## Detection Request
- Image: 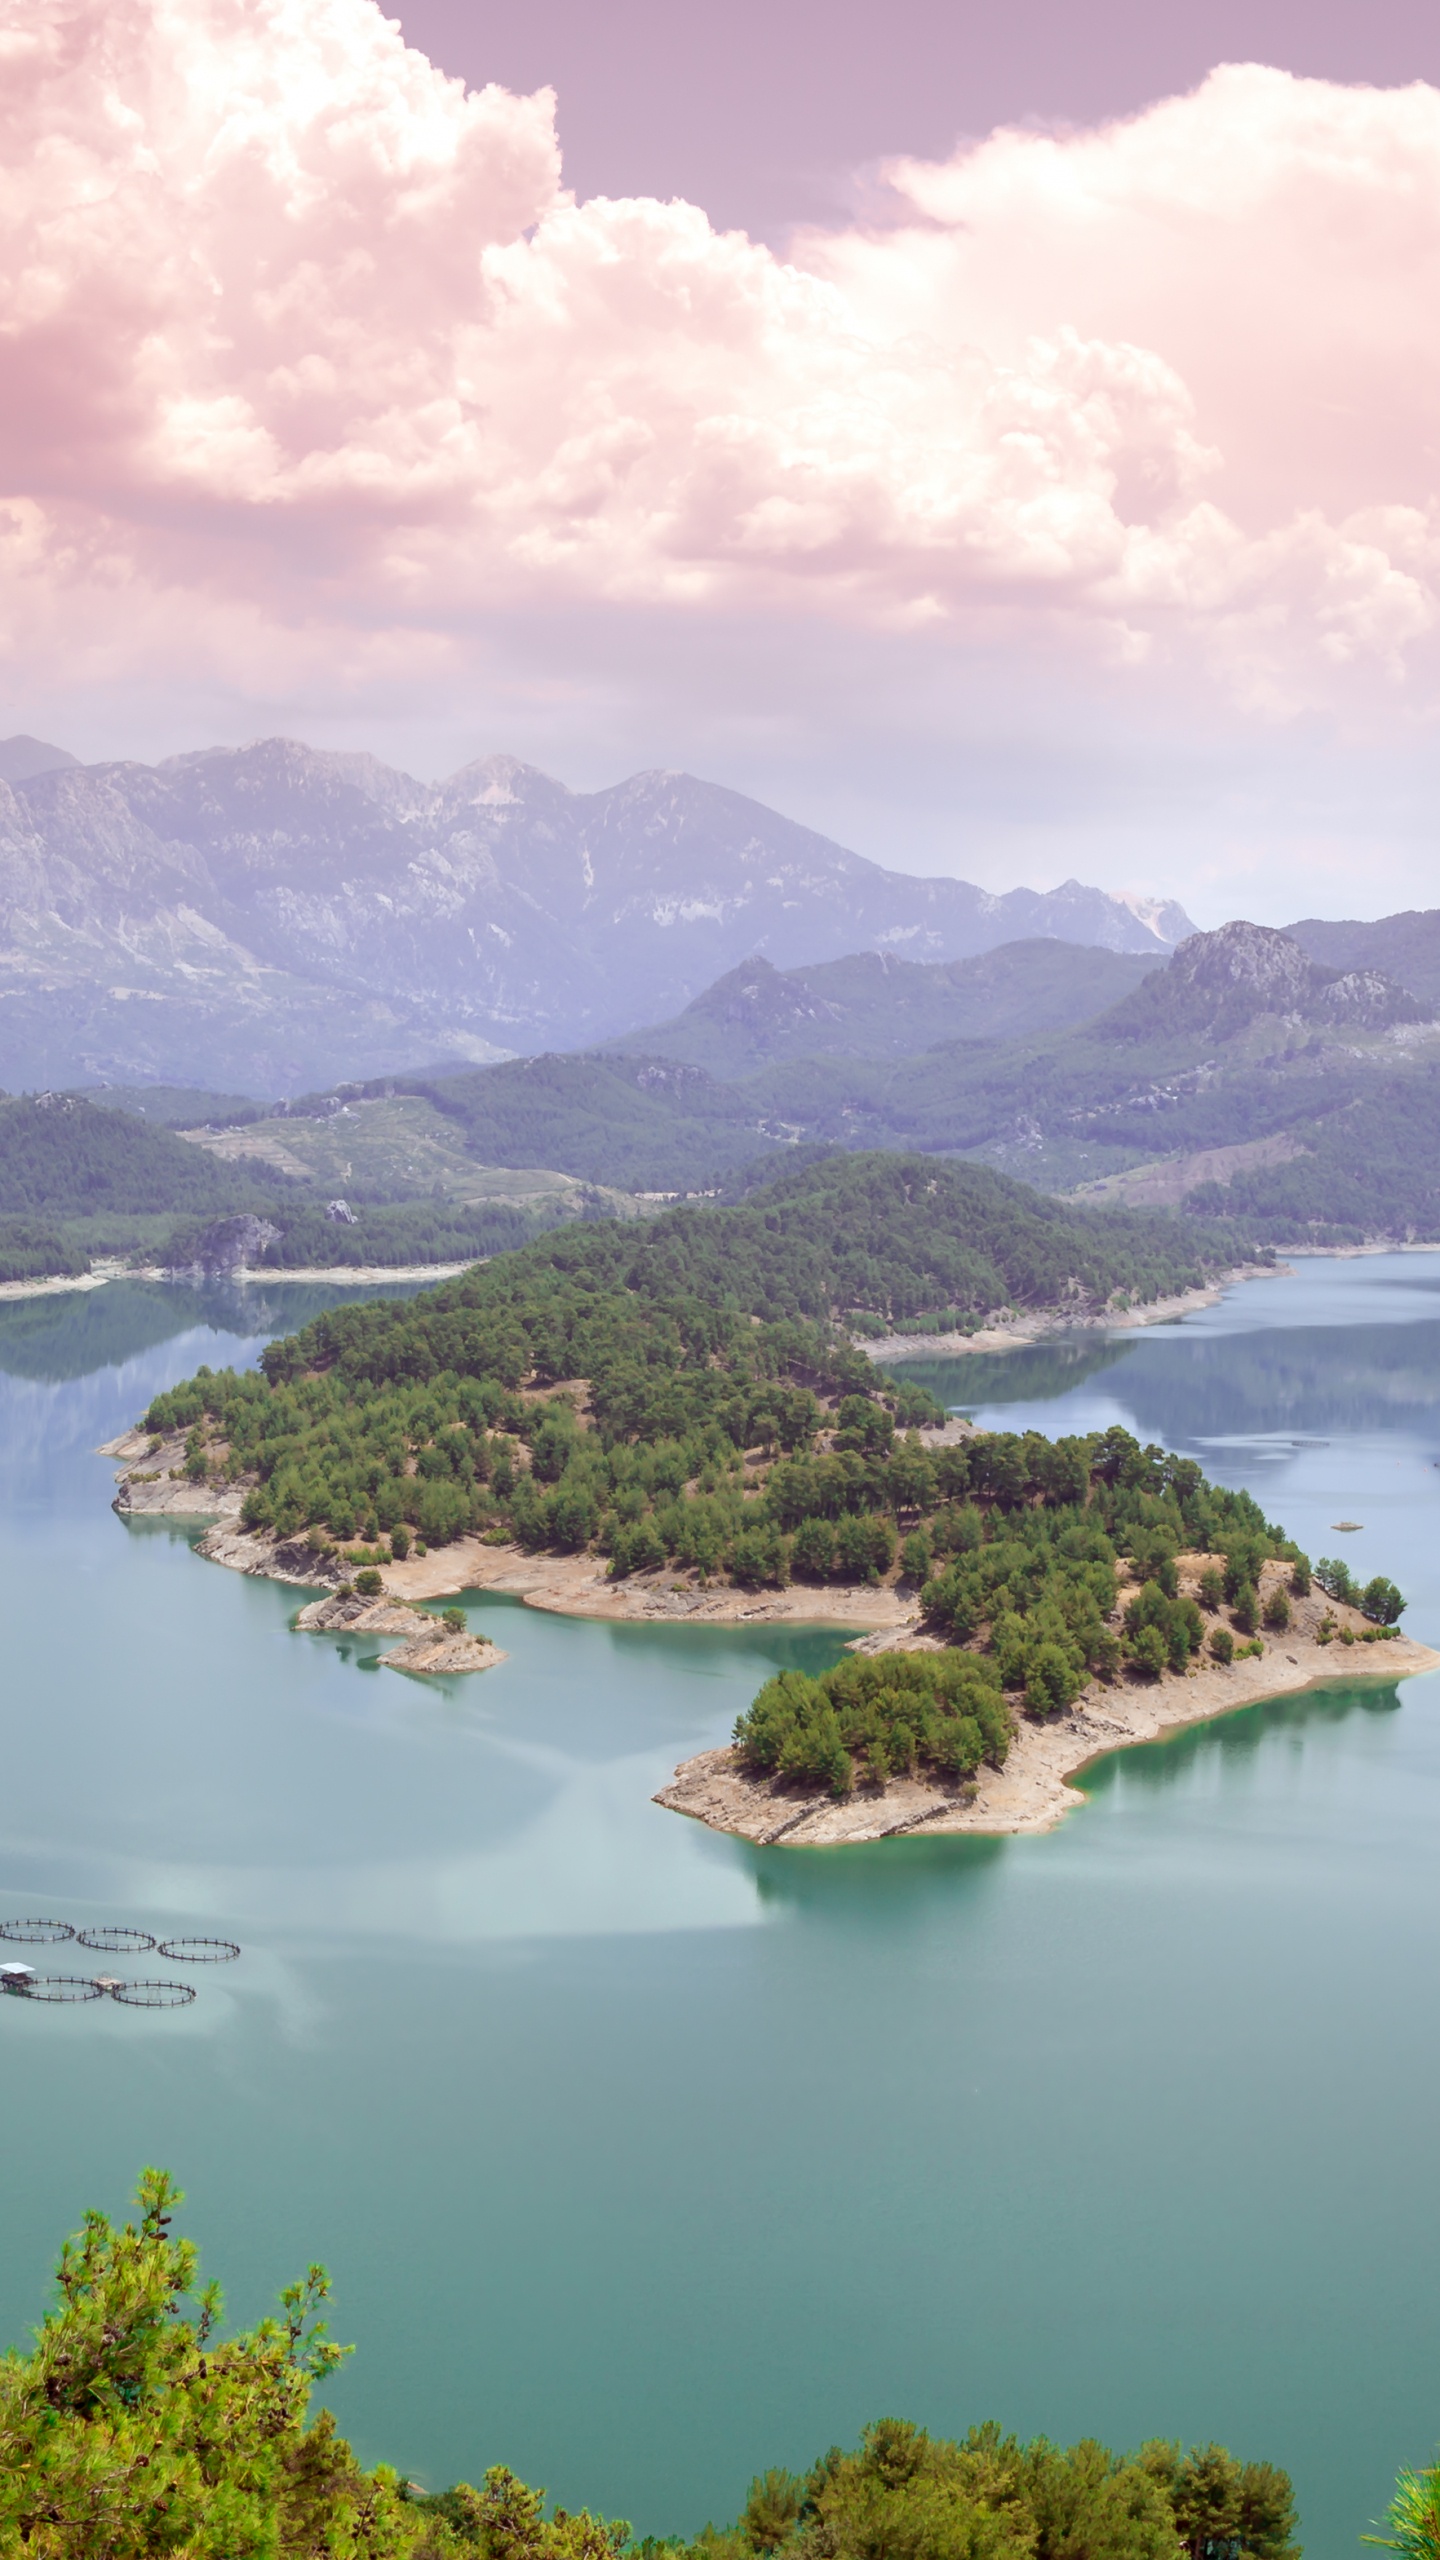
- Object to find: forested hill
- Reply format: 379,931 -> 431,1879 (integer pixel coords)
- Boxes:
142,1155 -> 1269,1606
0,1088 -> 603,1281
266,1152 -> 1256,1356
0,1091 -> 270,1217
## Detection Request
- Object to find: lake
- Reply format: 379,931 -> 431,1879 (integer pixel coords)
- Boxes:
1,1256 -> 1438,2555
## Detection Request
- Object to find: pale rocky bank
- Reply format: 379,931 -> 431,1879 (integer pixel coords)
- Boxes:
657,1569 -> 1439,1845
100,1429 -> 1438,1837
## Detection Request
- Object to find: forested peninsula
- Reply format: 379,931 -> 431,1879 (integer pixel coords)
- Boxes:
1,2168 -> 1316,2560
110,1154 -> 1431,1840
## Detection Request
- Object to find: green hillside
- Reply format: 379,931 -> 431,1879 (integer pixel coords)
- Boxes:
0,1092 -> 273,1218
142,1154 -> 1269,1614
407,1051 -> 784,1190
0,1090 -> 617,1277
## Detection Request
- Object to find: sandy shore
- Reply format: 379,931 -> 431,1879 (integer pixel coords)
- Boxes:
101,1437 -> 1439,1847
3,1258 -> 473,1306
656,1599 -> 1440,1846
862,1266 -> 1281,1362
188,1520 -> 921,1629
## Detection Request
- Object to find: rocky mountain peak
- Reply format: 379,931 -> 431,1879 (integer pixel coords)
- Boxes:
1169,920 -> 1317,1005
1105,917 -> 1431,1044
0,739 -> 1199,1090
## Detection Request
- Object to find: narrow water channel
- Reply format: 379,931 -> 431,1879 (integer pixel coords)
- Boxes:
1,1259 -> 1438,2558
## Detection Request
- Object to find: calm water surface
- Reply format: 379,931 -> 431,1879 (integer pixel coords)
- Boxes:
2,1259 -> 1440,2552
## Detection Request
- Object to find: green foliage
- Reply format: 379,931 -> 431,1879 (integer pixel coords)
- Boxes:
0,2175 -> 1301,2560
1315,1560 -> 1407,1625
0,1087 -> 598,1281
0,1094 -> 274,1219
0,1218 -> 89,1283
137,1162 -> 1378,1683
405,1052 -> 786,1193
735,1654 -> 1010,1798
1231,1585 -> 1259,1638
442,1607 -> 467,1635
1362,1576 -> 1407,1627
1184,1068 -> 1440,1244
1210,1627 -> 1235,1664
0,2168 -> 373,2559
1367,2454 -> 1440,2560
709,2419 -> 1298,2560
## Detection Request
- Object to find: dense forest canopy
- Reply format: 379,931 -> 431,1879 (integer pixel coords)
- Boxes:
0,2170 -> 1310,2560
132,1157 -> 1388,1751
0,1093 -> 270,1217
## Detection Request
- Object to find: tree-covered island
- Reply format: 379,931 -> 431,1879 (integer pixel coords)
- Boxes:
118,1153 -> 1425,1839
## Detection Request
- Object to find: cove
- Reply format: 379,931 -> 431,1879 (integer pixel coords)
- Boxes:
1,1260 -> 1439,2557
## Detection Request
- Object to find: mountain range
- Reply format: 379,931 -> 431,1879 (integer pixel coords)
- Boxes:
0,735 -> 1193,1093
168,918 -> 1426,1219
599,940 -> 1165,1076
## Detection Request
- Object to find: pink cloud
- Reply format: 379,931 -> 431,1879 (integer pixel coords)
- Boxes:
1,5 -> 1438,717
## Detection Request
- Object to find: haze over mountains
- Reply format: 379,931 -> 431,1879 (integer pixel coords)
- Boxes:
601,943 -> 1166,1077
0,736 -> 1192,1093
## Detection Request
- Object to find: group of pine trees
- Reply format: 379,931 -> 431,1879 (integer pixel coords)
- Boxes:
8,2171 -> 1402,2560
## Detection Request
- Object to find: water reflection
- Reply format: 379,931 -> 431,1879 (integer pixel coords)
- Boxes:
4,1256 -> 1440,2560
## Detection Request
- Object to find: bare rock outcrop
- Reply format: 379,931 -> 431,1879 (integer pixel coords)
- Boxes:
294,1586 -> 506,1675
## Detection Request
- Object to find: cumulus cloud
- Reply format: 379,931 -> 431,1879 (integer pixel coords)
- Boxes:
1,0 -> 1439,724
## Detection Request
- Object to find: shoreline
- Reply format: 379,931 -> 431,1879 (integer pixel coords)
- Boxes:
19,1235 -> 1440,1317
1,1257 -> 474,1306
656,1614 -> 1440,1846
861,1264 -> 1281,1362
100,1440 -> 1440,1844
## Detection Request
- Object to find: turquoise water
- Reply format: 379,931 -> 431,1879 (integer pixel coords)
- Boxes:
2,1260 -> 1440,2550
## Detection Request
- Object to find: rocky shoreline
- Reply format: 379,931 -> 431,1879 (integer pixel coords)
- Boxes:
294,1589 -> 506,1676
860,1265 -> 1281,1362
655,1609 -> 1439,1845
99,1429 -> 1439,1840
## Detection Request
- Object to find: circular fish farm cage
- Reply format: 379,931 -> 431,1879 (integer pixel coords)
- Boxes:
20,1977 -> 105,2002
109,1980 -> 197,2008
0,1919 -> 75,1944
157,1937 -> 240,1963
77,1927 -> 157,1954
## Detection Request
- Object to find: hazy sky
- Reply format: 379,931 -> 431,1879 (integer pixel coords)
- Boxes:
4,0 -> 1440,922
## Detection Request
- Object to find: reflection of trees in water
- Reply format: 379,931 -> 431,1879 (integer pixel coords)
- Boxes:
0,1275 -> 439,1383
888,1337 -> 1130,1411
742,1677 -> 1406,1922
1086,1324 -> 1440,1447
1079,1674 -> 1405,1798
0,1282 -> 228,1382
895,1322 -> 1440,1447
746,1826 -> 1007,1925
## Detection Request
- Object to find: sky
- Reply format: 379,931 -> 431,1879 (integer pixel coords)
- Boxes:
3,0 -> 1440,923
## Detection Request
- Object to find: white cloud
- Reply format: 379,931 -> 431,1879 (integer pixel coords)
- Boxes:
4,5 -> 1440,911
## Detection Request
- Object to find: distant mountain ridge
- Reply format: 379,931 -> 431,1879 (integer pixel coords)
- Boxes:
1286,911 -> 1440,1004
603,941 -> 1165,1078
372,920 -> 1440,1210
0,735 -> 1192,1092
